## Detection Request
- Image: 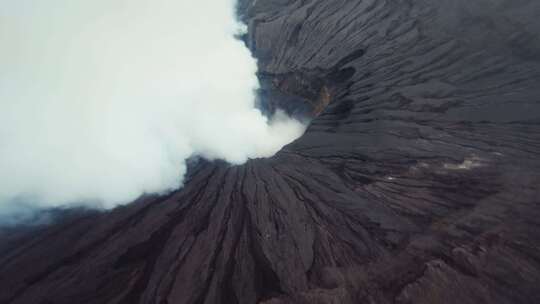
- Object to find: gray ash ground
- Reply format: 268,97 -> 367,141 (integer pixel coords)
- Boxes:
2,0 -> 540,303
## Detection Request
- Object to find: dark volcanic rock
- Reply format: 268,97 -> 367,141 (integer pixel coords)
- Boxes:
2,0 -> 540,303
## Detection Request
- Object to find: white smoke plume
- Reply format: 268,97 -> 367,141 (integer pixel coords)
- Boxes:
0,0 -> 305,216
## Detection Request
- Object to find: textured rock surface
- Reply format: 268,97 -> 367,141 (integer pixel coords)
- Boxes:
2,0 -> 540,303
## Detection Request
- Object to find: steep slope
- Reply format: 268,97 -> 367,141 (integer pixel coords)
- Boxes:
2,0 -> 540,303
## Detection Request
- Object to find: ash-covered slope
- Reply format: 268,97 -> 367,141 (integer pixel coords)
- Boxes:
2,0 -> 540,303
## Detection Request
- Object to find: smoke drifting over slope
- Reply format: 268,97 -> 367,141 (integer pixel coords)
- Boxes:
0,0 -> 305,214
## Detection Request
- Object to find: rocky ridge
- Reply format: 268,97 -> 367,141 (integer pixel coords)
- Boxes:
1,0 -> 540,303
